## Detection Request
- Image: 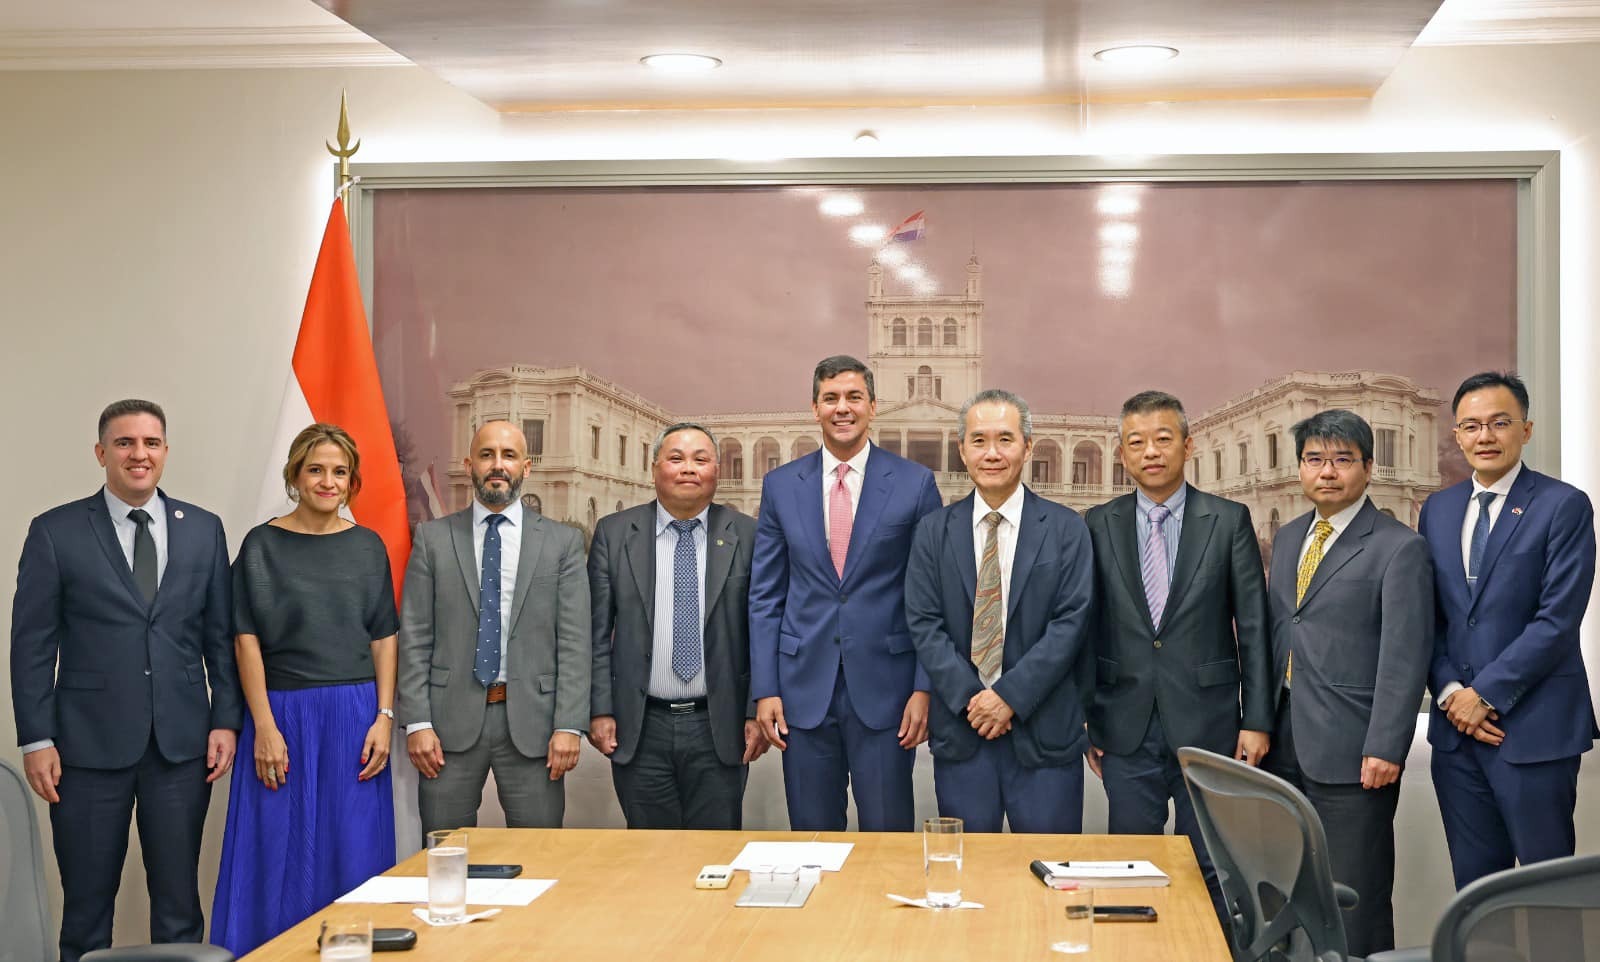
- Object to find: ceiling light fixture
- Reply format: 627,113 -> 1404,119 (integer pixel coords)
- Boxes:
820,194 -> 864,217
1092,45 -> 1179,65
854,130 -> 880,145
640,53 -> 723,72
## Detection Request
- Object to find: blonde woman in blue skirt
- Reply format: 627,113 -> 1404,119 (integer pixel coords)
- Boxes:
211,424 -> 398,955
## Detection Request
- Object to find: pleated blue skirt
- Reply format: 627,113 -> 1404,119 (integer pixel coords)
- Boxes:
211,681 -> 396,956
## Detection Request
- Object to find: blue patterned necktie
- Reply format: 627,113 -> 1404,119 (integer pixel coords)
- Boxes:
670,518 -> 702,682
474,513 -> 507,687
1468,491 -> 1497,586
1141,504 -> 1171,628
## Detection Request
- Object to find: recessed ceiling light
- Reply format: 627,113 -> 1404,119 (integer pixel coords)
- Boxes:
640,53 -> 723,72
1093,45 -> 1179,65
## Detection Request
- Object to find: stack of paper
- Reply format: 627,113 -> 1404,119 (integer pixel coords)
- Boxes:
1030,859 -> 1170,889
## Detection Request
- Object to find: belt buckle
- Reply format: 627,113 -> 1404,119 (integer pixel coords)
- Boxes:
667,700 -> 696,715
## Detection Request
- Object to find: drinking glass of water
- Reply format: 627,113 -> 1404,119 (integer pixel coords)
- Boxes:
320,920 -> 372,961
922,816 -> 963,908
1046,885 -> 1093,954
426,829 -> 469,924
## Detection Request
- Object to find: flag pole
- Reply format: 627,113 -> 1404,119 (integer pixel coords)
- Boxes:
326,89 -> 361,196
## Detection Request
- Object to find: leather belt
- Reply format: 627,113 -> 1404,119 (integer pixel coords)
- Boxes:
646,696 -> 708,714
486,682 -> 508,704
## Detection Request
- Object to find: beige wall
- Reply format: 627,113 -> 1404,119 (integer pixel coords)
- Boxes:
2,40 -> 1599,949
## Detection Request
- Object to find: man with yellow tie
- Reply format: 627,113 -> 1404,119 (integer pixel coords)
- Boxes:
1262,409 -> 1433,958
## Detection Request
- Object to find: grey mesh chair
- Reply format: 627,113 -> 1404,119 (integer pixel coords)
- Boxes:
1,756 -> 53,962
1177,746 -> 1365,962
1425,853 -> 1600,962
80,948 -> 233,962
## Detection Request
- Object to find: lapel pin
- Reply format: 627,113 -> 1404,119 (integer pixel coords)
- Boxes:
716,539 -> 725,546
1511,506 -> 1523,516
173,510 -> 185,520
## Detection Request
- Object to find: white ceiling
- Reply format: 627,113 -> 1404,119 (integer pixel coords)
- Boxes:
2,0 -> 1598,107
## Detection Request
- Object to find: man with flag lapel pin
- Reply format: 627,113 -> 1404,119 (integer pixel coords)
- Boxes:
11,399 -> 241,961
1420,371 -> 1597,891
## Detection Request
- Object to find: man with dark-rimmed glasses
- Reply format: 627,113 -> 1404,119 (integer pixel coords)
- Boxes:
1419,371 -> 1597,890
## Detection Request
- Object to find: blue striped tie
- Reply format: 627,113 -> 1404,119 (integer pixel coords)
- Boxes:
1141,504 -> 1171,628
670,518 -> 702,682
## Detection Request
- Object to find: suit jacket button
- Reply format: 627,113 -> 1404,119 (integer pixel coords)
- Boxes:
839,594 -> 848,603
1153,640 -> 1163,649
144,669 -> 152,676
1469,618 -> 1477,627
1292,616 -> 1301,624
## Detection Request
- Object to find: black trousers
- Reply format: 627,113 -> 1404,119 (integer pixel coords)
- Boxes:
1264,689 -> 1400,959
610,702 -> 746,830
50,736 -> 211,962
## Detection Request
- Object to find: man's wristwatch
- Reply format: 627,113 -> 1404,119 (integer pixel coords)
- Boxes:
377,708 -> 395,720
1477,696 -> 1495,712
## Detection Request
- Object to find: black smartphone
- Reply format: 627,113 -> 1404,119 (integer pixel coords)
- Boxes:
373,927 -> 418,951
1094,905 -> 1158,922
467,863 -> 524,879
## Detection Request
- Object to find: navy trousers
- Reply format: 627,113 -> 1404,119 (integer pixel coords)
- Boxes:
1431,736 -> 1580,889
781,671 -> 916,831
932,735 -> 1083,834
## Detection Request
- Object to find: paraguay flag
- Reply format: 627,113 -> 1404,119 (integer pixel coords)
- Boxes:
887,210 -> 926,243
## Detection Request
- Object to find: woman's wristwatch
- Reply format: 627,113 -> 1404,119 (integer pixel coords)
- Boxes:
377,708 -> 395,720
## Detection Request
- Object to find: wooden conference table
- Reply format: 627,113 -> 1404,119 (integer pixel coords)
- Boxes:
242,829 -> 1230,962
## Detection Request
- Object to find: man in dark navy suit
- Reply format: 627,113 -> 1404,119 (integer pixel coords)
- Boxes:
749,355 -> 944,831
11,399 -> 241,962
1421,372 -> 1597,889
905,389 -> 1094,833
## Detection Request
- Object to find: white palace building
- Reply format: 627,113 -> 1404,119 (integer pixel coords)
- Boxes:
438,258 -> 1442,548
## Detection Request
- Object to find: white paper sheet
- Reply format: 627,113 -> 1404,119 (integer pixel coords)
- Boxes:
334,876 -> 556,906
728,841 -> 854,872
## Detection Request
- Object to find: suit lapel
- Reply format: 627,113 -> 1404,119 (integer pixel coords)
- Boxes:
88,490 -> 146,607
624,505 -> 655,633
150,492 -> 189,617
1296,501 -> 1373,611
1434,483 -> 1471,605
1469,468 -> 1537,611
1106,496 -> 1153,633
509,506 -> 554,632
450,509 -> 480,614
1272,513 -> 1311,612
1163,487 -> 1216,626
703,504 -> 738,623
1005,490 -> 1047,623
842,446 -> 892,585
948,495 -> 978,617
790,451 -> 836,581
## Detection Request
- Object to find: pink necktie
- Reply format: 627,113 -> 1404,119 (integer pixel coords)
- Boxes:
829,463 -> 853,579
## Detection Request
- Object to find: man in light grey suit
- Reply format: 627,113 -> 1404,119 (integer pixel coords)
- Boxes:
398,420 -> 590,832
1263,409 -> 1432,958
587,423 -> 767,829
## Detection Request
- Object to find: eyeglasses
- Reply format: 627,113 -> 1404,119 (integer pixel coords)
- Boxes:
1455,418 -> 1523,436
1300,455 -> 1363,471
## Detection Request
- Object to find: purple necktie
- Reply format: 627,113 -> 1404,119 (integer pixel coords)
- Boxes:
1141,504 -> 1171,628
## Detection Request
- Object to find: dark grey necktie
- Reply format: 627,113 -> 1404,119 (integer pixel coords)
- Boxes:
669,518 -> 702,682
1468,491 -> 1496,586
128,508 -> 157,603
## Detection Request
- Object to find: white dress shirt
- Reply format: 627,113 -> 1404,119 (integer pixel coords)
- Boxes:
23,489 -> 170,755
649,502 -> 709,699
820,443 -> 870,533
1297,494 -> 1368,568
971,484 -> 1027,686
1436,461 -> 1524,707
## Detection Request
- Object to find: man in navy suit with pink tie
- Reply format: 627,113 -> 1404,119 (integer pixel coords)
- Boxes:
749,355 -> 944,831
1421,371 -> 1597,889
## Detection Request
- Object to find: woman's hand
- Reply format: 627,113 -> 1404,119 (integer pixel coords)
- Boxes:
358,715 -> 393,781
255,725 -> 289,791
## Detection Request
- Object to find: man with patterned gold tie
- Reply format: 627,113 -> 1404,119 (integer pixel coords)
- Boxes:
904,389 -> 1094,832
1262,409 -> 1433,957
749,355 -> 944,831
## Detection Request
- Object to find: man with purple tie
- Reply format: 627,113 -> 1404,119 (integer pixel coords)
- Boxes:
749,355 -> 944,831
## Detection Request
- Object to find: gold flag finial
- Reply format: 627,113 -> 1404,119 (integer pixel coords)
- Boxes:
326,89 -> 361,191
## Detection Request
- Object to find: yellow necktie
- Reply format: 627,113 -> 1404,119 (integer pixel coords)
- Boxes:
1287,519 -> 1335,685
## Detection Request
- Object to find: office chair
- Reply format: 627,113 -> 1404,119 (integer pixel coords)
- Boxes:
1178,746 -> 1369,962
1425,853 -> 1600,962
1,756 -> 54,962
80,947 -> 234,962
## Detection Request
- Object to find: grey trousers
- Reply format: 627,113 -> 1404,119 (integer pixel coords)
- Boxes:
419,702 -> 564,833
